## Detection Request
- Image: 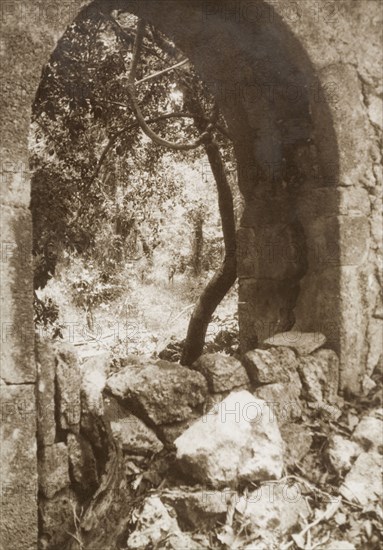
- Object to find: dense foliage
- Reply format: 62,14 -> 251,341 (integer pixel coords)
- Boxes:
31,6 -> 239,352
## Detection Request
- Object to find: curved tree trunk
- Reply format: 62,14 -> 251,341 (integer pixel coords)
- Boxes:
181,136 -> 237,365
191,206 -> 204,277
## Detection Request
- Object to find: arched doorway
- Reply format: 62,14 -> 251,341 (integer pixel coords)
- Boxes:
1,1 -> 379,548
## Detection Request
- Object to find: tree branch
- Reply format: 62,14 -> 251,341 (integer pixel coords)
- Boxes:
126,19 -> 211,151
180,92 -> 237,365
135,58 -> 189,85
92,112 -> 197,182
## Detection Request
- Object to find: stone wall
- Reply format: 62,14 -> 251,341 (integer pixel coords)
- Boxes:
0,1 -> 381,548
34,337 -> 341,549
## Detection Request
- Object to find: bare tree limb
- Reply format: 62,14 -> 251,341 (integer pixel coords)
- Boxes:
135,58 -> 189,85
127,19 -> 211,151
92,111 -> 197,182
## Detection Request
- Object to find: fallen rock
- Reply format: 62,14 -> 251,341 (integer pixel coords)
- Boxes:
161,487 -> 227,530
328,435 -> 361,475
242,346 -> 299,386
55,344 -> 81,432
297,349 -> 340,403
236,481 -> 310,537
38,443 -> 70,499
175,391 -> 284,487
280,423 -> 313,467
192,353 -> 249,392
127,496 -> 177,549
106,360 -> 208,425
340,452 -> 382,505
67,433 -> 99,494
352,415 -> 383,454
111,416 -> 164,455
254,382 -> 302,425
127,496 -> 204,549
264,331 -> 326,355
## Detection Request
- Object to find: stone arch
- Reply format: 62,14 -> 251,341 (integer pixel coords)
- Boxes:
1,1 -> 381,548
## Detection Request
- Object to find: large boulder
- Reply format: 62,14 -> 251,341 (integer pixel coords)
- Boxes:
106,360 -> 208,425
192,353 -> 249,392
174,391 -> 284,487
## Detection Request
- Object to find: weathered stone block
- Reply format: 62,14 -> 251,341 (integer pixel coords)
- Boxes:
55,344 -> 81,432
0,384 -> 38,550
192,353 -> 249,392
237,223 -> 306,281
175,391 -> 284,487
38,442 -> 70,499
0,205 -> 35,384
67,433 -> 98,495
242,346 -> 299,386
297,348 -> 340,403
36,338 -> 56,446
106,360 -> 208,425
111,416 -> 164,455
254,383 -> 302,425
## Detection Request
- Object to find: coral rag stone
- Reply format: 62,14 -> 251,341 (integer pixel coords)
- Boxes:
242,346 -> 299,386
106,360 -> 208,425
111,415 -> 164,454
192,353 -> 249,392
175,391 -> 284,487
298,349 -> 340,403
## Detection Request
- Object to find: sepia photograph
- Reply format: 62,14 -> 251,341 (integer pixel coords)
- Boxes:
1,1 -> 382,548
